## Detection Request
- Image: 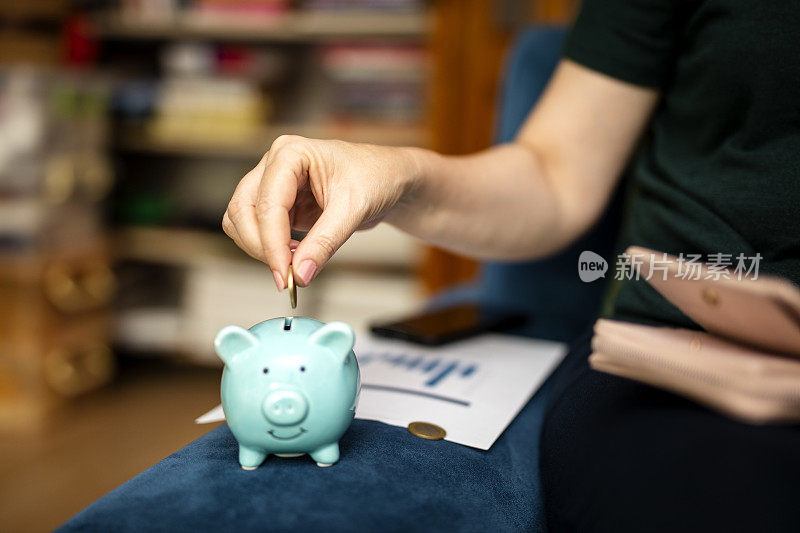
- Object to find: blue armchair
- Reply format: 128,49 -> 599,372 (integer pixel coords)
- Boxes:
60,27 -> 624,533
441,27 -> 624,344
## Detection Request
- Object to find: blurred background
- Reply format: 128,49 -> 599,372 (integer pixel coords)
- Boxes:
0,0 -> 575,530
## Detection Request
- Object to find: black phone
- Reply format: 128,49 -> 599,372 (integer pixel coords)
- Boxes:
369,303 -> 528,346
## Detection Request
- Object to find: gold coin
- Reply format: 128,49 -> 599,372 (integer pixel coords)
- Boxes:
407,421 -> 446,440
287,267 -> 297,309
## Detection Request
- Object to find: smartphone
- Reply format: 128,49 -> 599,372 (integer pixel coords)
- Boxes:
369,303 -> 528,346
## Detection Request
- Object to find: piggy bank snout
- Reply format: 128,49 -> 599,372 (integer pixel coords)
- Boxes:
262,388 -> 308,426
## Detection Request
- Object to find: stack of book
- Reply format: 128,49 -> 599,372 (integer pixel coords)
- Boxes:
117,0 -> 291,24
302,0 -> 422,11
148,76 -> 267,145
319,43 -> 427,124
193,0 -> 290,22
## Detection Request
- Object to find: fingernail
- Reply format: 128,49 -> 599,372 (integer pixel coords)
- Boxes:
272,269 -> 284,291
296,259 -> 317,285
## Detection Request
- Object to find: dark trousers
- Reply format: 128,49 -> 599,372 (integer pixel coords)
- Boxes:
540,332 -> 800,532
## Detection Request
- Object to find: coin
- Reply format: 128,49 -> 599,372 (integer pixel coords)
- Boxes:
287,267 -> 297,309
407,421 -> 446,440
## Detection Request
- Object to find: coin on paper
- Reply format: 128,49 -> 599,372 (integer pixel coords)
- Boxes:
407,421 -> 446,440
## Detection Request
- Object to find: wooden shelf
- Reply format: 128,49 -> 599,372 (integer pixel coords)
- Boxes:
115,225 -> 420,270
114,227 -> 238,266
0,0 -> 66,21
114,122 -> 429,158
93,10 -> 430,43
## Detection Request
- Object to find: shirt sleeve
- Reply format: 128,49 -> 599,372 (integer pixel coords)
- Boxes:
563,0 -> 684,89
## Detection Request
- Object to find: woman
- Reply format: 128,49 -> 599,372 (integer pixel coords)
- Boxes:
223,0 -> 800,530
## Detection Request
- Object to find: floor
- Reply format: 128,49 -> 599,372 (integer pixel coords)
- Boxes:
0,358 -> 222,533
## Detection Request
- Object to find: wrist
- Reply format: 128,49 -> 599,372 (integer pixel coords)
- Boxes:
400,146 -> 443,202
385,146 -> 435,224
399,146 -> 426,192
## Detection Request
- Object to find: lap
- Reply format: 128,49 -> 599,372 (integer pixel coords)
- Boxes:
541,335 -> 800,532
59,382 -> 553,532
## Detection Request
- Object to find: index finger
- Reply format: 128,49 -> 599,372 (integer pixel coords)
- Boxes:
255,147 -> 310,286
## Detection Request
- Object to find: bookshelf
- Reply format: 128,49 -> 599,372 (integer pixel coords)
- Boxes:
114,121 -> 428,158
94,10 -> 430,42
91,0 -> 578,357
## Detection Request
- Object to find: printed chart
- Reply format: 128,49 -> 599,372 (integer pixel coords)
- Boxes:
354,333 -> 566,449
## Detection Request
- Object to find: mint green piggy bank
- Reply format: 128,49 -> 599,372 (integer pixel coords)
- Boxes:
214,317 -> 360,470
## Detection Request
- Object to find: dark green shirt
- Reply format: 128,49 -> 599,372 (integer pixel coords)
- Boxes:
564,0 -> 800,328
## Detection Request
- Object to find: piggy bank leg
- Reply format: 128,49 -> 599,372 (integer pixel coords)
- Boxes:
310,443 -> 339,467
239,445 -> 267,470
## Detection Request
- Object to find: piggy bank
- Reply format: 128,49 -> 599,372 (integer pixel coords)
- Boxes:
214,317 -> 360,470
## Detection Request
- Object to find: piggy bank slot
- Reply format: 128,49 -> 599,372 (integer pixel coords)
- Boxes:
283,317 -> 293,331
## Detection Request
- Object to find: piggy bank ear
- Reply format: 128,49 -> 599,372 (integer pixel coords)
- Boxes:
214,326 -> 258,366
308,322 -> 355,364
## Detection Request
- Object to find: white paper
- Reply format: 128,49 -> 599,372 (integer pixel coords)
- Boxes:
196,332 -> 566,450
195,404 -> 225,424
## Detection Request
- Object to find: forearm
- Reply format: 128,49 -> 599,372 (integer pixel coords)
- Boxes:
387,143 -> 574,261
386,61 -> 659,262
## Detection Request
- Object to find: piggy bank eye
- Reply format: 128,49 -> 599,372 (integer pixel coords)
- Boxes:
299,366 -> 306,373
262,367 -> 269,374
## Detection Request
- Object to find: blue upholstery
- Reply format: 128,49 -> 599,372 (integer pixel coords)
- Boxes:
59,27 -> 588,532
59,380 -> 554,533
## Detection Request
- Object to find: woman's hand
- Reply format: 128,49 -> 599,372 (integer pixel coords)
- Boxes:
223,61 -> 659,292
222,135 -> 421,289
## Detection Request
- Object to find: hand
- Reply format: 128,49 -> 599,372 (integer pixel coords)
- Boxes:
222,135 -> 420,290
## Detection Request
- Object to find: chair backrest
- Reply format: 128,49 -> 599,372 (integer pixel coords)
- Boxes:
478,27 -> 626,342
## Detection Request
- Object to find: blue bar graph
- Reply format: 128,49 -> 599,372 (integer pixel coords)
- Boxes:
422,359 -> 441,372
425,362 -> 459,386
461,364 -> 477,377
358,350 -> 480,388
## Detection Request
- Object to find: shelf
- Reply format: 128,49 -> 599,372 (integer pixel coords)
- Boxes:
114,122 -> 428,158
116,225 -> 420,270
93,10 -> 430,43
115,227 -> 238,266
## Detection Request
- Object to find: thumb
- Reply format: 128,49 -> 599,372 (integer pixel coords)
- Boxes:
291,198 -> 363,286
